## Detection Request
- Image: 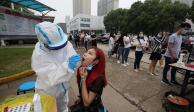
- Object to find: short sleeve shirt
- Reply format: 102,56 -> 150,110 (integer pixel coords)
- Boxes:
79,77 -> 105,109
165,33 -> 182,59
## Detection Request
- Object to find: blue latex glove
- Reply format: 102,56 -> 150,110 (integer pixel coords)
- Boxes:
68,54 -> 81,70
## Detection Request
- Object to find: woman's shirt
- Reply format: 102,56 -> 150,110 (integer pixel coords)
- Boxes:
116,37 -> 124,47
78,76 -> 105,110
151,37 -> 162,52
123,36 -> 131,48
134,37 -> 147,51
109,37 -> 114,50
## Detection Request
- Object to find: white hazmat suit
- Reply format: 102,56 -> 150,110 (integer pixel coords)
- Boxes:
32,22 -> 79,112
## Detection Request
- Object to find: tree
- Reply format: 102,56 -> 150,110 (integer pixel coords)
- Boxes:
190,0 -> 194,23
104,0 -> 190,35
104,8 -> 128,33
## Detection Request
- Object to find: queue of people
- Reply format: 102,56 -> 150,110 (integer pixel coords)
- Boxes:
108,32 -> 149,71
108,23 -> 191,87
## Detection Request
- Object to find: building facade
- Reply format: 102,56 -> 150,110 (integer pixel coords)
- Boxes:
68,14 -> 105,34
73,0 -> 91,17
98,0 -> 119,16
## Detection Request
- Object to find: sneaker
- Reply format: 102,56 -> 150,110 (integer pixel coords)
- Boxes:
148,72 -> 154,76
126,63 -> 129,66
153,73 -> 159,76
139,68 -> 143,71
170,80 -> 181,86
134,69 -> 139,72
122,64 -> 127,67
117,60 -> 120,64
161,79 -> 171,85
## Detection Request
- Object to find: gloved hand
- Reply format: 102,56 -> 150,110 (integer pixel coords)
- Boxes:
68,54 -> 81,70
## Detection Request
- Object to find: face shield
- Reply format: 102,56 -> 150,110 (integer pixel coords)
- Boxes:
35,22 -> 68,50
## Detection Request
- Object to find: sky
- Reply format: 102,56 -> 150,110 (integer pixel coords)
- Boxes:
35,0 -> 144,23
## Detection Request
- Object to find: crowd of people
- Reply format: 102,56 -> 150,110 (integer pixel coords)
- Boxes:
32,21 -> 191,112
107,22 -> 191,86
68,32 -> 98,51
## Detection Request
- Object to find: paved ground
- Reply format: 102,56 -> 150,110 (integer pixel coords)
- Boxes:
97,44 -> 194,112
0,44 -> 194,112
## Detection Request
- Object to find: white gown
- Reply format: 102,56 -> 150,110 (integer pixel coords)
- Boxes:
32,41 -> 76,112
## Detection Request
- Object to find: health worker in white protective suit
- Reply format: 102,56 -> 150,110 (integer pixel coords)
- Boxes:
31,22 -> 81,112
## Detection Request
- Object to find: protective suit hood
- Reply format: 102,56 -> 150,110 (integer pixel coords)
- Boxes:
35,21 -> 68,50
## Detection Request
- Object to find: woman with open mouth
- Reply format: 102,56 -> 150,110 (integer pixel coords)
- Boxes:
70,48 -> 108,112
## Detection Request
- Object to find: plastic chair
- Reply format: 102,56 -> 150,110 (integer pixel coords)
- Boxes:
17,81 -> 35,95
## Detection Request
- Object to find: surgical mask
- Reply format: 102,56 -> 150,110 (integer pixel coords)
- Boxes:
86,64 -> 94,71
139,34 -> 143,37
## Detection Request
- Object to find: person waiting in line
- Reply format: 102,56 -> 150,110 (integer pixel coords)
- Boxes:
108,33 -> 115,57
91,32 -> 97,48
148,32 -> 165,76
162,22 -> 191,85
122,34 -> 132,66
70,48 -> 108,112
74,32 -> 80,48
133,32 -> 148,72
84,33 -> 91,51
116,34 -> 124,65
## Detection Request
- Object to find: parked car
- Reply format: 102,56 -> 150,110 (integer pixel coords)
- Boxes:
97,34 -> 109,44
181,34 -> 194,51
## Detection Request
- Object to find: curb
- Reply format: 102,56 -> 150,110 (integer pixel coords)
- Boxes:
0,69 -> 35,85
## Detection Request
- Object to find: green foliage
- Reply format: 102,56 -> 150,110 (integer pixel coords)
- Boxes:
191,0 -> 194,23
104,0 -> 190,35
0,48 -> 34,78
104,8 -> 128,34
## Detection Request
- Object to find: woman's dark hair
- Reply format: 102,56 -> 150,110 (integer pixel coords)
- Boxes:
110,33 -> 114,38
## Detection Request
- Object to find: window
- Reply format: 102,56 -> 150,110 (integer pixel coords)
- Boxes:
81,18 -> 90,22
0,14 -> 5,20
80,23 -> 90,27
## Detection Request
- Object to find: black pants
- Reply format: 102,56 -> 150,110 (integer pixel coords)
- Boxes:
74,39 -> 79,48
162,56 -> 178,81
134,51 -> 143,69
84,41 -> 88,51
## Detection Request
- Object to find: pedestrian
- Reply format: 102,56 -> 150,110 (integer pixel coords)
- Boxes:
108,33 -> 115,57
162,22 -> 191,85
148,32 -> 165,76
116,34 -> 124,64
84,33 -> 90,51
74,32 -> 80,48
133,32 -> 148,72
80,32 -> 85,47
91,32 -> 97,48
122,34 -> 132,66
32,22 -> 81,112
70,48 -> 108,112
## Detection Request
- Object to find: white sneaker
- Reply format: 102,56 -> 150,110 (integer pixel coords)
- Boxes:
134,69 -> 139,72
117,60 -> 120,64
122,64 -> 127,67
126,63 -> 129,66
139,68 -> 143,71
149,72 -> 154,76
153,73 -> 159,76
